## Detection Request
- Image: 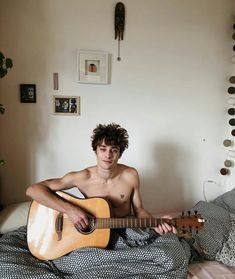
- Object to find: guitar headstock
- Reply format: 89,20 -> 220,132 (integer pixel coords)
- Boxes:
174,211 -> 205,235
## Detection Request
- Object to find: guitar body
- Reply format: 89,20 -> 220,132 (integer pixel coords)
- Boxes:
27,191 -> 111,260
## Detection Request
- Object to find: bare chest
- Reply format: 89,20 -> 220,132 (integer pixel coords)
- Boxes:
81,181 -> 133,217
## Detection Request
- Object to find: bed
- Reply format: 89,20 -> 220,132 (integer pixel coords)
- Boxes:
0,189 -> 235,278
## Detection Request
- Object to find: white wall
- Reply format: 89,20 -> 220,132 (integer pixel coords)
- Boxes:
0,0 -> 234,213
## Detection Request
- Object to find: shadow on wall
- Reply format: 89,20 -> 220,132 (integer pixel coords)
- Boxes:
0,1 -> 55,206
0,87 -> 51,206
141,142 -> 192,214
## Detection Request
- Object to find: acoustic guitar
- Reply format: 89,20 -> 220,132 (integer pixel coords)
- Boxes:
27,191 -> 205,260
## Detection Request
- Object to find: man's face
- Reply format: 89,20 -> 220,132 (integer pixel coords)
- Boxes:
96,140 -> 120,170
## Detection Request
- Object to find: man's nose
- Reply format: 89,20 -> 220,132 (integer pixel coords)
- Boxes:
105,150 -> 112,158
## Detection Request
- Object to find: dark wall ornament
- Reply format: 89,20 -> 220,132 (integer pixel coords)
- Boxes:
20,84 -> 36,103
115,2 -> 125,61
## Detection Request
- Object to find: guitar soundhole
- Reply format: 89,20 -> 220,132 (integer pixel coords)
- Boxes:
76,218 -> 95,235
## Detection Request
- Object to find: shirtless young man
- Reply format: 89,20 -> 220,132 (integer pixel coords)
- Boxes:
26,123 -> 175,235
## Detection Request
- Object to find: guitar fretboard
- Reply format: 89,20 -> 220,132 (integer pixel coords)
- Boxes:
94,218 -> 175,229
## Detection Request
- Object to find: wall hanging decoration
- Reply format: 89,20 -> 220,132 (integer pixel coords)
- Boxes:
53,95 -> 80,115
114,2 -> 125,61
53,73 -> 59,90
20,84 -> 36,103
78,50 -> 109,84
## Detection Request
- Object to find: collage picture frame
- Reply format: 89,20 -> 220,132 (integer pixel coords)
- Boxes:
53,95 -> 80,115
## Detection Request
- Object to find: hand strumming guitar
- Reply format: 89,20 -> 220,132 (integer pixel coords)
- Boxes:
65,204 -> 90,231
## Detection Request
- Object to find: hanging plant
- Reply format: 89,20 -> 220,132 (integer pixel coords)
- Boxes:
0,52 -> 13,78
0,103 -> 5,114
0,51 -> 13,165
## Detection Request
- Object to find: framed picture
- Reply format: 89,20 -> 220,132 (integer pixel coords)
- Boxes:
53,95 -> 80,115
78,50 -> 109,84
20,84 -> 36,103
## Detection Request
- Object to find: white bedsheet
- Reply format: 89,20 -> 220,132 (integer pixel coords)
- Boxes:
188,261 -> 235,279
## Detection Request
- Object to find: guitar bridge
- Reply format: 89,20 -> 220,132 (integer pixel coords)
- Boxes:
55,212 -> 63,241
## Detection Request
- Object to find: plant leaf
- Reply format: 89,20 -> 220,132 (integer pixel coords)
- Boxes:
0,68 -> 7,78
0,52 -> 4,60
0,104 -> 5,114
6,58 -> 13,68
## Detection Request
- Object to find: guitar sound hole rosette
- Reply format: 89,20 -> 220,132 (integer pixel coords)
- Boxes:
77,218 -> 95,235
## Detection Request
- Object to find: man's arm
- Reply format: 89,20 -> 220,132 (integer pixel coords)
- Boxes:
26,171 -> 90,230
130,169 -> 176,235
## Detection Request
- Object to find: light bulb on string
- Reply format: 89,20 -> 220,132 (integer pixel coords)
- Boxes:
228,149 -> 235,158
229,119 -> 235,126
224,159 -> 233,167
228,87 -> 235,94
220,168 -> 230,175
228,97 -> 235,106
228,108 -> 235,115
223,139 -> 233,147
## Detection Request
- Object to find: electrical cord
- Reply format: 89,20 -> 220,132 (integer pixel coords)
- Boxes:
203,180 -> 217,201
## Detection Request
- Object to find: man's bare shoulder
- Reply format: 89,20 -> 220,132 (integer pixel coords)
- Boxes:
118,164 -> 139,179
118,163 -> 137,172
65,168 -> 92,180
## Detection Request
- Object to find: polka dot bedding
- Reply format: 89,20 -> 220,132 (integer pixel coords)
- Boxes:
0,227 -> 189,278
216,213 -> 235,266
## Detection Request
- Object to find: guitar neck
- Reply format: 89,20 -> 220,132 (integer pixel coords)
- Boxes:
94,217 -> 175,229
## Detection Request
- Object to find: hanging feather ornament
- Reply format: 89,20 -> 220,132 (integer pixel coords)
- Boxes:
115,2 -> 125,61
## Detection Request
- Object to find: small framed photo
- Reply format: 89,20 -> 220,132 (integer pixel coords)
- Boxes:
53,95 -> 80,115
78,50 -> 109,84
20,84 -> 36,103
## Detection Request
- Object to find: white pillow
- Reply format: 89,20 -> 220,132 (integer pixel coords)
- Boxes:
0,201 -> 31,234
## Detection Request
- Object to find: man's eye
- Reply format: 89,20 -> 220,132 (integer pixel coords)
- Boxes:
100,148 -> 106,151
112,149 -> 118,153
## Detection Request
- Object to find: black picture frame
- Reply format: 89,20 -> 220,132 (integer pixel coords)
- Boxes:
20,84 -> 36,103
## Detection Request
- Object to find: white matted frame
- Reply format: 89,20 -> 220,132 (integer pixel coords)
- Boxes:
53,95 -> 80,115
78,50 -> 109,84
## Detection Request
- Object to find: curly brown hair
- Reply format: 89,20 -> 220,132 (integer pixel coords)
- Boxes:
91,123 -> 129,156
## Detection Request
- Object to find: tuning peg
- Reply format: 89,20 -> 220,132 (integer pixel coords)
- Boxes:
187,211 -> 191,216
181,211 -> 184,217
194,210 -> 198,216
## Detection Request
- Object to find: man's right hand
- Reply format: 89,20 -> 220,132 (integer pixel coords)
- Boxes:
66,206 -> 90,231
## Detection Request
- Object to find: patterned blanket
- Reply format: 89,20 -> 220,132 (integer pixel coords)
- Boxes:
0,227 -> 190,279
1,188 -> 235,278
